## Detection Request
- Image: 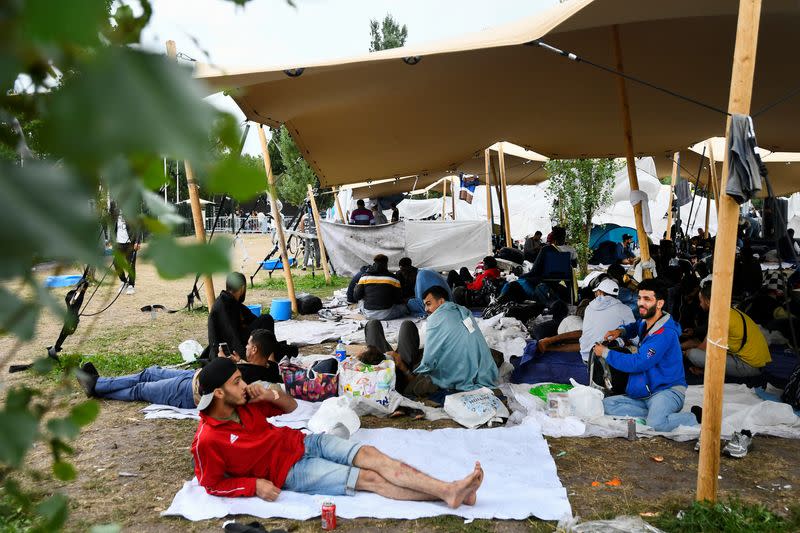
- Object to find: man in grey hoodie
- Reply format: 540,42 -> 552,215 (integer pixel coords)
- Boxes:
579,278 -> 636,362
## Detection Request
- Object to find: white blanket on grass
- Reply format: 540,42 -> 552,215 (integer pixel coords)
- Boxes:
274,319 -> 362,346
503,383 -> 800,442
162,424 -> 571,522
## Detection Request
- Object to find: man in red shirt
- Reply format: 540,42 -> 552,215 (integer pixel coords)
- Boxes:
191,358 -> 483,507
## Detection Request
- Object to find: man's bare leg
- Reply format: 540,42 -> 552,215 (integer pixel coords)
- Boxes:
353,446 -> 483,508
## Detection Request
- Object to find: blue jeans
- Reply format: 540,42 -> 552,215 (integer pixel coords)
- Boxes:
603,387 -> 698,432
283,434 -> 363,496
94,366 -> 196,408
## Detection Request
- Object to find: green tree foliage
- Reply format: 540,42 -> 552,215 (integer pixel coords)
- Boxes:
0,0 -> 264,529
545,159 -> 620,276
273,126 -> 332,210
369,14 -> 408,51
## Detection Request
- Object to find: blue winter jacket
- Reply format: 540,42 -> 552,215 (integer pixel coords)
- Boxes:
606,313 -> 687,399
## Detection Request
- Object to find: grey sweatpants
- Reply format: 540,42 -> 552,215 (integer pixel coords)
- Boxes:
686,348 -> 761,378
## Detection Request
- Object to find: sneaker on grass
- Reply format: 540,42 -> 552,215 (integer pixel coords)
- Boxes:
723,430 -> 753,458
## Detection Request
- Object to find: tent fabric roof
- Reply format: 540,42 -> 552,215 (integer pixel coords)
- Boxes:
197,0 -> 800,187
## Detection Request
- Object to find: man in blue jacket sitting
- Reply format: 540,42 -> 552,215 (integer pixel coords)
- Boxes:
593,279 -> 699,432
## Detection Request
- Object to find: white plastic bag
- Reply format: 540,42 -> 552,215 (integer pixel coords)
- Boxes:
178,340 -> 203,363
338,358 -> 396,408
444,387 -> 510,429
307,396 -> 361,436
567,378 -> 605,419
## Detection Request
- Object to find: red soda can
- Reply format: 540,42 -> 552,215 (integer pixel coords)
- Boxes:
321,500 -> 337,530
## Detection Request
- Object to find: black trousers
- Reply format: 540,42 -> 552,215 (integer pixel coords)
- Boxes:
364,319 -> 439,397
113,242 -> 137,287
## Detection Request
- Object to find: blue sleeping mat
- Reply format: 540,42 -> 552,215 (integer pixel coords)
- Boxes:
510,340 -> 589,385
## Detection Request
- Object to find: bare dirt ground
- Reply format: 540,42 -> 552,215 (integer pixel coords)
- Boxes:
3,235 -> 800,532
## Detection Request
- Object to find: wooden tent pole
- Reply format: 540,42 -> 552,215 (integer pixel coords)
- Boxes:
485,149 -> 494,254
697,0 -> 762,503
166,40 -> 216,307
498,144 -> 513,247
707,141 -> 721,216
306,184 -> 332,284
257,125 -> 297,313
665,152 -> 679,240
333,186 -> 348,224
704,157 -> 713,238
442,179 -> 447,221
611,25 -> 652,278
451,177 -> 457,221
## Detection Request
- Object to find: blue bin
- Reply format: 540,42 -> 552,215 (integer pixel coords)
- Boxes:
246,304 -> 262,316
44,275 -> 83,288
261,258 -> 297,270
269,298 -> 292,321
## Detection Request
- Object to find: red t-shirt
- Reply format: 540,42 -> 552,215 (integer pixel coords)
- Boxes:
192,402 -> 306,497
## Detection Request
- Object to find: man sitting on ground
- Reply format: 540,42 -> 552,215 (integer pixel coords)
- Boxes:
396,257 -> 418,301
683,282 -> 770,378
353,254 -> 408,320
207,272 -> 275,360
593,279 -> 699,432
192,357 -> 484,506
447,256 -> 502,306
350,199 -> 374,225
365,286 -> 499,399
76,329 -> 282,408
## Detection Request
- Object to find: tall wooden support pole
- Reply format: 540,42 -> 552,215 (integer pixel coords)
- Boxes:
612,26 -> 652,277
704,160 -> 713,237
665,152 -> 679,240
166,40 -> 216,307
484,149 -> 493,224
498,144 -> 513,247
697,0 -> 762,503
257,125 -> 297,313
442,179 -> 447,221
451,177 -> 457,221
306,184 -> 332,284
707,141 -> 721,216
334,187 -> 347,224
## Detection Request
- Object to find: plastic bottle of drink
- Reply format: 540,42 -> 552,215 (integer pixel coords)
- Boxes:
335,340 -> 347,362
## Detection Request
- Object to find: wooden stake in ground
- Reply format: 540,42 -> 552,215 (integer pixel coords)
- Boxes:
306,184 -> 331,284
707,141 -> 721,215
497,144 -> 513,248
257,124 -> 297,313
166,40 -> 216,307
665,152 -> 679,241
612,25 -> 652,278
334,186 -> 348,224
451,176 -> 457,221
697,0 -> 762,503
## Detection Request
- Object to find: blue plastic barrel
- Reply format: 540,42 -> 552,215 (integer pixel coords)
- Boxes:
261,258 -> 297,270
44,275 -> 83,288
246,304 -> 262,316
269,298 -> 292,321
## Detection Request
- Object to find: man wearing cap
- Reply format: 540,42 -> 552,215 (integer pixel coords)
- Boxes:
75,329 -> 281,408
192,358 -> 484,507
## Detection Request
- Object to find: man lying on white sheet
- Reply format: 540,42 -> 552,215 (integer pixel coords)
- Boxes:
191,358 -> 483,507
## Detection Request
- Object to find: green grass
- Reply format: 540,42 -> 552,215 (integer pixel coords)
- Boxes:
0,490 -> 34,533
58,350 -> 185,377
254,273 -> 350,296
653,498 -> 800,533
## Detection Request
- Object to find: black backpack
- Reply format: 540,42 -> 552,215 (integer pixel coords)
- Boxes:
297,295 -> 323,315
782,362 -> 800,410
588,344 -> 629,396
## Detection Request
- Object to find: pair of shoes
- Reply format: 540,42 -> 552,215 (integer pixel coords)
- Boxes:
76,362 -> 99,397
126,286 -> 136,295
723,430 -> 753,458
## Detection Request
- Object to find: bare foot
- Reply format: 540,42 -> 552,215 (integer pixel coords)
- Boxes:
445,462 -> 484,508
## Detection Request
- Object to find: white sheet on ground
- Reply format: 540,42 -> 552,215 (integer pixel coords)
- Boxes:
503,383 -> 800,442
274,319 -> 362,346
162,424 -> 572,522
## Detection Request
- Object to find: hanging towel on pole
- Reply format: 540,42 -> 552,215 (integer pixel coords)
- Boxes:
630,190 -> 652,234
726,114 -> 762,204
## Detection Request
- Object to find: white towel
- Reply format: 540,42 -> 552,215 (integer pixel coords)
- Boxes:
629,190 -> 652,234
163,424 -> 571,522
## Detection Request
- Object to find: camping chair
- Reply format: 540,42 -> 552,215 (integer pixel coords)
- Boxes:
540,250 -> 577,304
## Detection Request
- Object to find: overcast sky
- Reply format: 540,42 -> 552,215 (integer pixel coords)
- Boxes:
141,0 -> 558,154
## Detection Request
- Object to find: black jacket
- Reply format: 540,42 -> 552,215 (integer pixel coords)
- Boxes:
238,362 -> 281,384
353,265 -> 403,310
396,266 -> 418,300
207,290 -> 257,359
346,266 -> 370,303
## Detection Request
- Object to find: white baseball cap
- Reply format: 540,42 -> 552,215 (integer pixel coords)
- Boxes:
596,278 -> 620,296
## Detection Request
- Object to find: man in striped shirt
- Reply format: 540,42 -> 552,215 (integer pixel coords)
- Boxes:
350,199 -> 375,225
353,254 -> 409,320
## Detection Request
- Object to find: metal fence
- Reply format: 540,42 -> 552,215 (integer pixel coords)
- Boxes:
204,215 -> 272,234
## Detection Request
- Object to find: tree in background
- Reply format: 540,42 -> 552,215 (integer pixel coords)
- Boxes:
369,14 -> 408,52
274,125 -> 332,210
545,159 -> 620,276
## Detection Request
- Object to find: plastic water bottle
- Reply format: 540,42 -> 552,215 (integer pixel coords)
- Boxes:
335,340 -> 347,362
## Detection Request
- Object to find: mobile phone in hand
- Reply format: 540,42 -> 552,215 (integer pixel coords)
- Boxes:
219,342 -> 231,357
